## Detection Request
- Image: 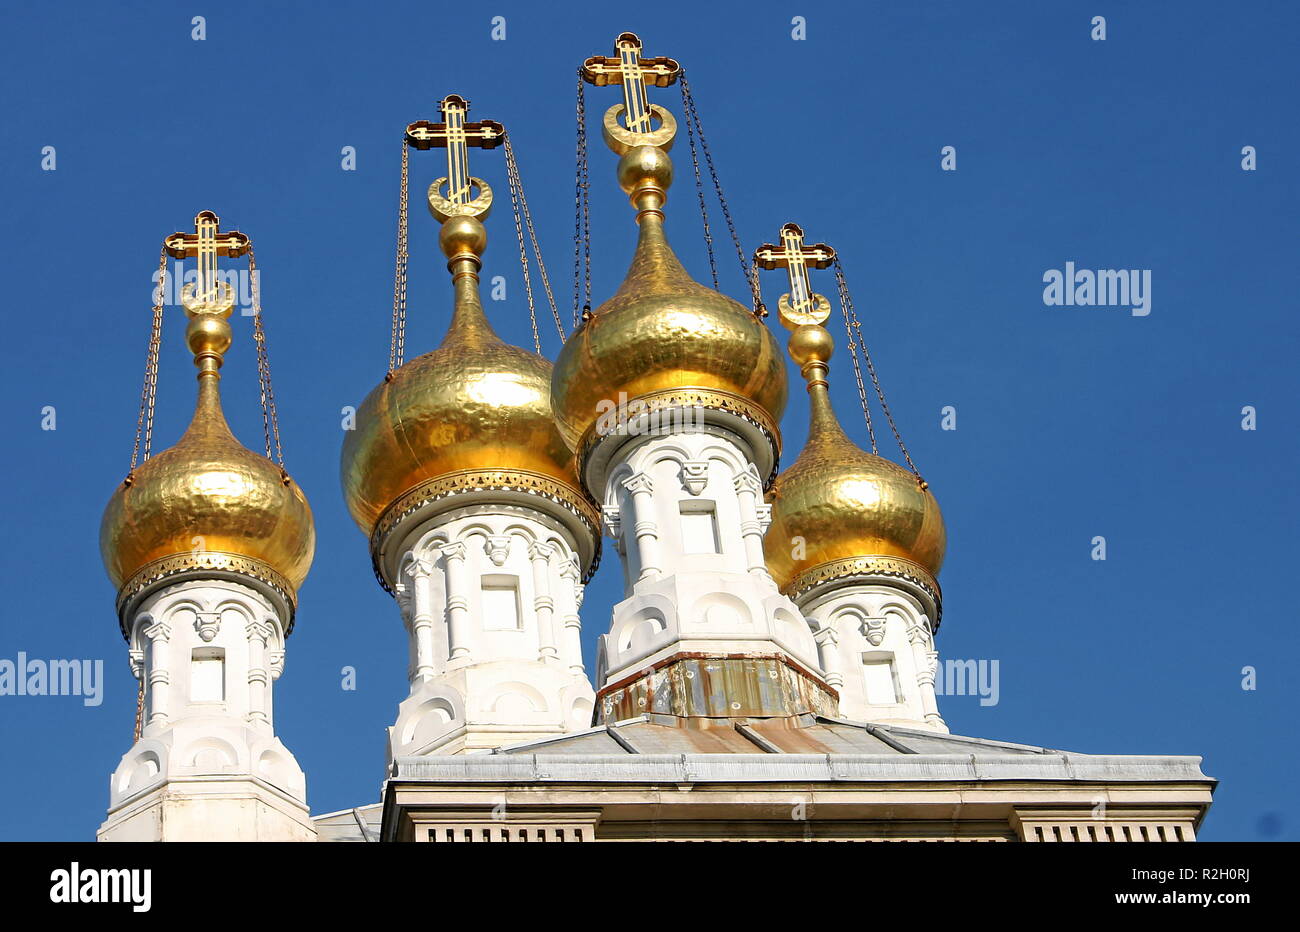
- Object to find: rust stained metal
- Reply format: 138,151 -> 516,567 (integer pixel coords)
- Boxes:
597,652 -> 838,725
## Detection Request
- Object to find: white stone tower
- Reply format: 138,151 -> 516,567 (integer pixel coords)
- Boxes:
552,36 -> 834,725
758,223 -> 949,731
340,97 -> 600,758
99,212 -> 317,840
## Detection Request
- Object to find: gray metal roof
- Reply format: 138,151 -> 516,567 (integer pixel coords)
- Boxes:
490,714 -> 1062,759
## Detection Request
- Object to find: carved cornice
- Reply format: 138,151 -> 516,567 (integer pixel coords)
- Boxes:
576,387 -> 782,489
786,555 -> 943,626
116,551 -> 296,639
370,468 -> 601,590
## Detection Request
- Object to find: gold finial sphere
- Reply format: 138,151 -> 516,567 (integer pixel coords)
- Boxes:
788,324 -> 833,369
617,145 -> 673,201
439,215 -> 488,261
185,313 -> 233,362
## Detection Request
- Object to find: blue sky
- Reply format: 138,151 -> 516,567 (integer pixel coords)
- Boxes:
1,1 -> 1295,840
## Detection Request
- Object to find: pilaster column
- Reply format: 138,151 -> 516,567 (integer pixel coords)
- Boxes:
558,558 -> 585,675
405,557 -> 438,683
733,465 -> 775,588
908,618 -> 944,727
245,619 -> 271,727
814,625 -> 844,689
142,619 -> 171,728
622,472 -> 661,580
442,542 -> 472,662
528,541 -> 559,662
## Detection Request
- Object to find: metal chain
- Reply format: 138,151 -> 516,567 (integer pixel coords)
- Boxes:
832,261 -> 877,454
504,134 -> 543,353
833,258 -> 926,486
504,132 -> 565,344
133,676 -> 145,742
679,70 -> 761,312
573,69 -> 592,325
389,137 -> 411,376
129,248 -> 169,475
681,84 -> 719,289
248,246 -> 284,466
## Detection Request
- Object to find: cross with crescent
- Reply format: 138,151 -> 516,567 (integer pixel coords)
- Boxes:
754,224 -> 837,328
582,33 -> 680,152
405,95 -> 504,221
163,211 -> 250,314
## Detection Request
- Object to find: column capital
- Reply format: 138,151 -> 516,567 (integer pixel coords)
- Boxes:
814,625 -> 840,648
602,505 -> 622,538
405,556 -> 436,579
441,541 -> 469,562
527,539 -> 555,563
142,620 -> 172,642
732,468 -> 762,496
245,619 -> 273,643
907,617 -> 934,648
622,472 -> 654,495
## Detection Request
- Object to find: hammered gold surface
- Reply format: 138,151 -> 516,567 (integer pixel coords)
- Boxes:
764,331 -> 945,591
341,265 -> 587,536
101,373 -> 315,593
551,210 -> 788,455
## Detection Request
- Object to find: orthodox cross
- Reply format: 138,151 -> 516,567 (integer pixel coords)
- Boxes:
754,223 -> 837,328
582,33 -> 680,153
583,33 -> 680,134
164,211 -> 250,314
405,95 -> 504,221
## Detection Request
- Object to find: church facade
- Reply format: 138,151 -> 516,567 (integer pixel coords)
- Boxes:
96,34 -> 1214,843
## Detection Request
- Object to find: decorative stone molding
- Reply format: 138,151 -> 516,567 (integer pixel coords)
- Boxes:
484,536 -> 512,566
368,467 -> 601,589
194,611 -> 221,643
680,461 -> 709,495
863,616 -> 888,647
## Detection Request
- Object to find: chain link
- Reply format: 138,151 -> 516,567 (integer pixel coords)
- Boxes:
573,69 -> 593,326
833,258 -> 926,486
389,137 -> 410,375
133,676 -> 145,742
504,132 -> 565,346
681,83 -> 719,290
679,70 -> 762,313
505,134 -> 543,353
129,248 -> 169,476
248,246 -> 284,466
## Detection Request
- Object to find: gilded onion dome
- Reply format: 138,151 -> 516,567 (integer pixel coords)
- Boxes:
764,324 -> 946,612
550,145 -> 787,488
340,217 -> 599,586
101,293 -> 314,634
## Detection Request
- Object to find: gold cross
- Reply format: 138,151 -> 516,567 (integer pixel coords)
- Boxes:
406,95 -> 504,221
583,33 -> 680,152
754,224 -> 837,328
164,211 -> 250,314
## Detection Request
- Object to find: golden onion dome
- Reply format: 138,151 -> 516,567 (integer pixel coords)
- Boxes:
764,324 -> 945,610
340,217 -> 598,584
101,302 -> 314,632
551,144 -> 787,485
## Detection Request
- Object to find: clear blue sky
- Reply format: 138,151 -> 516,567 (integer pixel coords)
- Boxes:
1,1 -> 1295,841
